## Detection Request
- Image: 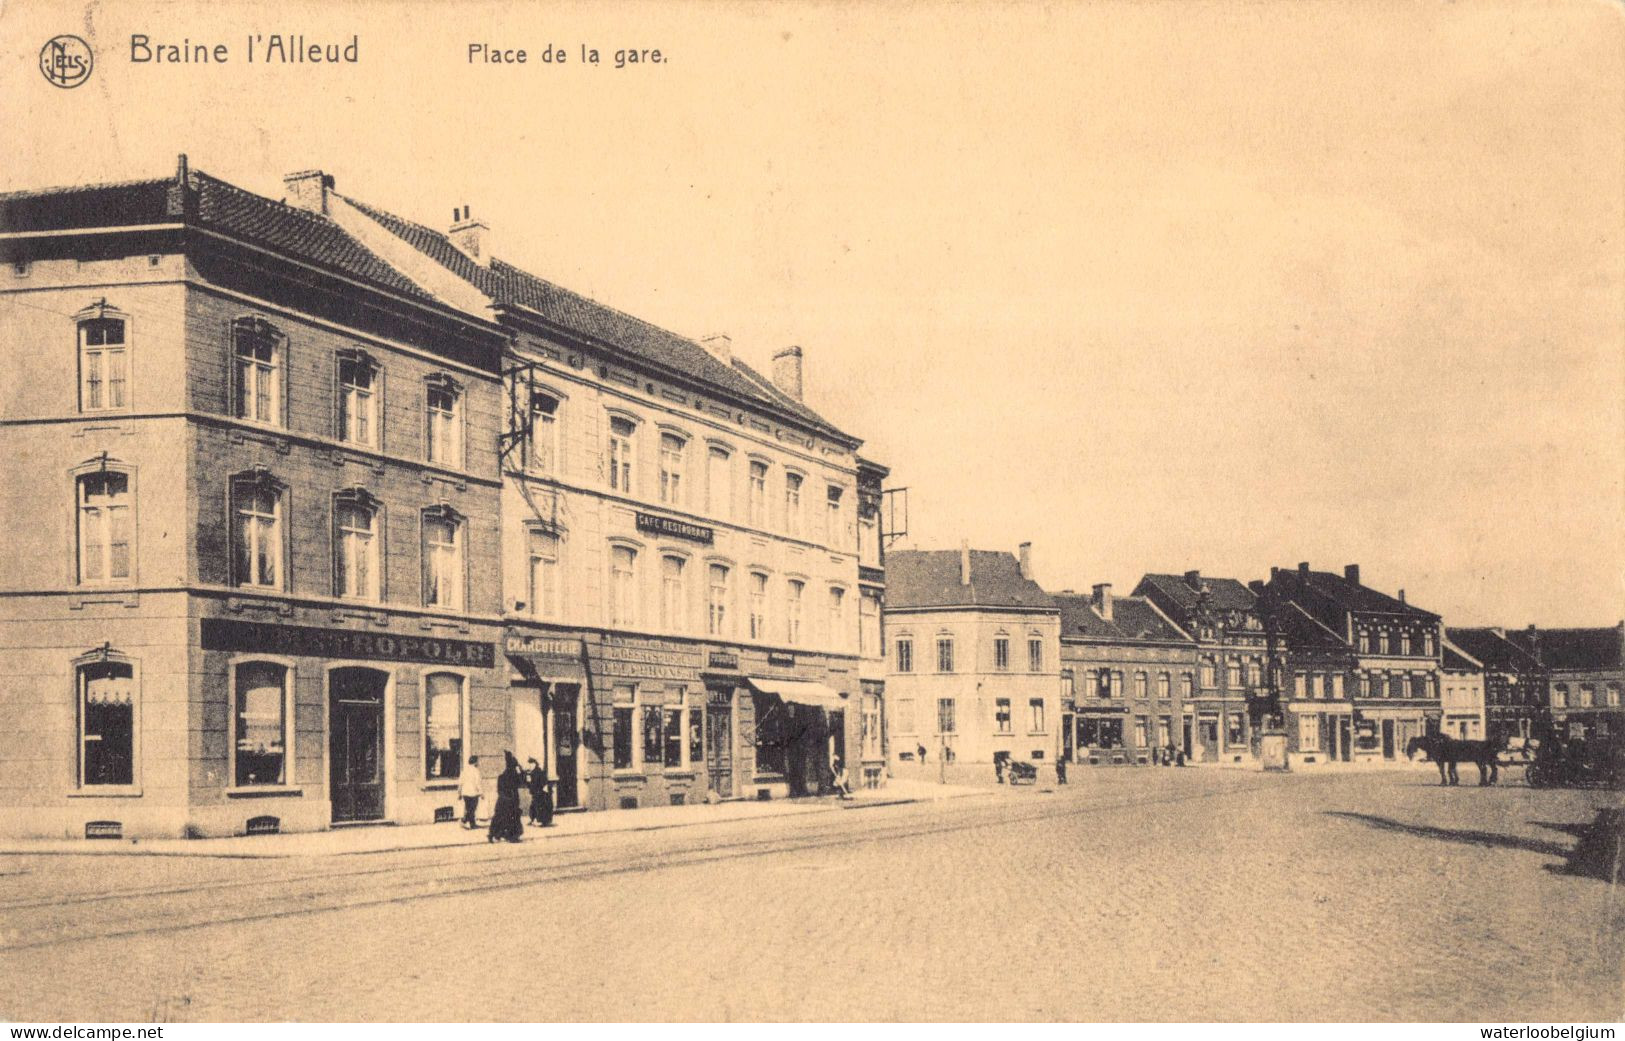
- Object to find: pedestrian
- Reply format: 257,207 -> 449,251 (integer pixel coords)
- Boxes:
917,742 -> 927,764
1055,754 -> 1068,785
830,754 -> 853,800
488,751 -> 525,843
458,755 -> 483,829
526,757 -> 554,827
994,754 -> 1006,784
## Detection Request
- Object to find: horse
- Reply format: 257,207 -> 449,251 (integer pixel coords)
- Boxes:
1406,732 -> 1504,786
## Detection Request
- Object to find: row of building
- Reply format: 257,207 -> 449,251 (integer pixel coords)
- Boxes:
883,546 -> 1624,770
0,158 -> 888,839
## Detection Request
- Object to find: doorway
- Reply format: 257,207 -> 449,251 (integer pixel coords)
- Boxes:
706,689 -> 734,797
1381,719 -> 1396,759
552,684 -> 580,810
330,667 -> 388,823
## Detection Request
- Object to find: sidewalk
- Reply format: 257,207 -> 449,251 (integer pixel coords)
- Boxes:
0,778 -> 987,860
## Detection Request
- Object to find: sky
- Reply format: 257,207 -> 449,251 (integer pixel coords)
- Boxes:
4,0 -> 1622,626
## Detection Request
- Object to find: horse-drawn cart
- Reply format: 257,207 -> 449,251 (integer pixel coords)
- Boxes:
1006,760 -> 1039,785
1525,738 -> 1625,790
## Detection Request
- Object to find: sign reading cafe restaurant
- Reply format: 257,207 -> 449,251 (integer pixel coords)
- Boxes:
635,511 -> 714,545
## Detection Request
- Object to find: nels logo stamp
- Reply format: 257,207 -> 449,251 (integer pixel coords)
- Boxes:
40,35 -> 94,89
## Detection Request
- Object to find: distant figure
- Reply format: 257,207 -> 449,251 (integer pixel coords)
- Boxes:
458,755 -> 483,829
994,756 -> 1006,784
488,751 -> 525,843
1055,755 -> 1068,785
526,757 -> 553,827
831,755 -> 853,800
917,742 -> 928,764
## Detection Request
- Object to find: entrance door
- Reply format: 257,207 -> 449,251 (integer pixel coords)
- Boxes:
1337,717 -> 1352,761
706,693 -> 734,797
1199,719 -> 1219,762
1182,718 -> 1193,759
1381,719 -> 1396,759
552,684 -> 579,809
1061,714 -> 1074,761
330,667 -> 387,823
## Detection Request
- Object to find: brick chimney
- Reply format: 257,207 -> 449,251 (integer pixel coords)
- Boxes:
1018,542 -> 1033,581
1093,583 -> 1113,621
449,205 -> 492,266
1298,561 -> 1310,581
284,169 -> 333,215
1184,569 -> 1202,590
960,540 -> 971,586
1344,563 -> 1360,585
1526,624 -> 1540,663
1398,589 -> 1406,604
771,346 -> 804,401
701,334 -> 733,364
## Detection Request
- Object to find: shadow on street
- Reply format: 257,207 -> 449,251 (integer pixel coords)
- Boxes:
1327,808 -> 1623,885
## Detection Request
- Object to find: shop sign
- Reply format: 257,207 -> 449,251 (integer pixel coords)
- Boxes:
202,618 -> 496,668
707,689 -> 734,707
596,635 -> 697,680
635,512 -> 714,545
505,634 -> 580,661
767,652 -> 795,668
708,651 -> 740,670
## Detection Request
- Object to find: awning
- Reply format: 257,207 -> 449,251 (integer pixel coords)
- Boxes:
507,653 -> 587,686
745,676 -> 847,711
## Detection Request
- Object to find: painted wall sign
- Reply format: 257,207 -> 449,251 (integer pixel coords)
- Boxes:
767,652 -> 795,668
202,618 -> 496,668
505,634 -> 581,659
635,512 -> 714,545
708,651 -> 740,670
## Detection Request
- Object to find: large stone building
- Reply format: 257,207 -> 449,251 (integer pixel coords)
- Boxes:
884,545 -> 1060,768
1053,584 -> 1196,765
0,158 -> 883,837
1509,623 -> 1623,741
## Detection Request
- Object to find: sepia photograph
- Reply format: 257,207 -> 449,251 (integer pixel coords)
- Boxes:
0,0 -> 1621,1028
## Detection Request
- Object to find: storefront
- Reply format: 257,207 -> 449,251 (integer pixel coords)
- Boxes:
505,632 -> 589,811
1075,707 -> 1128,765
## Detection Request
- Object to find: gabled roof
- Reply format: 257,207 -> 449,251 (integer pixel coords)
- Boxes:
1136,573 -> 1258,615
342,195 -> 854,444
1507,625 -> 1624,671
1053,593 -> 1191,644
1446,628 -> 1543,673
1272,567 -> 1439,619
1276,601 -> 1352,651
887,550 -> 1056,612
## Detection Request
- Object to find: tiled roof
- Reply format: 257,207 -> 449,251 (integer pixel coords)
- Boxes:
342,196 -> 853,442
1054,593 -> 1191,643
887,550 -> 1056,611
1446,628 -> 1543,673
0,178 -> 172,232
1506,626 -> 1624,671
1136,573 -> 1258,615
1441,642 -> 1482,672
1276,602 -> 1351,651
1273,567 -> 1438,619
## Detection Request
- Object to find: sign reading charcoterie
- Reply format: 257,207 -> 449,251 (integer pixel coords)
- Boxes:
202,618 -> 496,668
635,512 -> 714,544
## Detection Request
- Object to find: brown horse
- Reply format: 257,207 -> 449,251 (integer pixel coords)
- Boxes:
1406,733 -> 1503,786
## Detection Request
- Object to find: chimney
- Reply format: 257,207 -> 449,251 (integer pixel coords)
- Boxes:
284,169 -> 334,215
1398,589 -> 1406,604
1018,542 -> 1033,581
1526,624 -> 1540,662
1184,569 -> 1202,590
960,540 -> 971,586
1491,626 -> 1506,639
1093,583 -> 1113,621
1298,561 -> 1310,580
449,205 -> 492,266
1344,564 -> 1360,585
701,334 -> 733,364
771,346 -> 804,401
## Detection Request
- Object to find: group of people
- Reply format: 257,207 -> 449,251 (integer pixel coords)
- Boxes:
456,752 -> 556,843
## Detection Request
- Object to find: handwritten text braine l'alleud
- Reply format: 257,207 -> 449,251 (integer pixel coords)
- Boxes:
469,43 -> 666,69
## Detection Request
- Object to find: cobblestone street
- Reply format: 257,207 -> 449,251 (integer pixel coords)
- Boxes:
0,768 -> 1619,1022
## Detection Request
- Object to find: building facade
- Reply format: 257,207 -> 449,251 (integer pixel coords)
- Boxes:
884,545 -> 1061,767
855,457 -> 890,788
1053,584 -> 1196,765
1439,639 -> 1488,740
1444,627 -> 1546,742
1510,623 -> 1624,741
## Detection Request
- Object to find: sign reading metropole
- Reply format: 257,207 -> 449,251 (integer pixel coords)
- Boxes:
201,618 -> 497,668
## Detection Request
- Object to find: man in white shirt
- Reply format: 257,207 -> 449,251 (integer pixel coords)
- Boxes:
458,755 -> 483,829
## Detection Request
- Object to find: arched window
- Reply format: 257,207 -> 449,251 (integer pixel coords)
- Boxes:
527,390 -> 561,473
334,490 -> 381,600
231,471 -> 284,590
658,432 -> 687,506
233,661 -> 288,786
527,528 -> 560,619
424,672 -> 466,780
1157,672 -> 1171,699
336,349 -> 380,447
78,655 -> 135,786
425,374 -> 463,467
607,414 -> 637,493
77,468 -> 132,583
421,506 -> 464,610
77,304 -> 128,412
232,317 -> 283,425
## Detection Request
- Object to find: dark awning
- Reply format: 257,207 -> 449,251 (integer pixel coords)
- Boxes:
507,653 -> 587,686
744,676 -> 846,710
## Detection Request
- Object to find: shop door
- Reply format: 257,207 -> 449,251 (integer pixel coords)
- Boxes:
1381,720 -> 1396,759
706,696 -> 734,797
1182,718 -> 1193,759
1337,717 -> 1353,761
552,684 -> 579,809
1199,719 -> 1219,762
1061,714 -> 1074,761
330,667 -> 387,823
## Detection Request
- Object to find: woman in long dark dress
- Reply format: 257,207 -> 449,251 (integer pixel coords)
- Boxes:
488,751 -> 525,843
526,757 -> 553,827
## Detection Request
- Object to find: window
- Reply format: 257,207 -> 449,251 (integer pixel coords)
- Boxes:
785,579 -> 804,645
658,433 -> 686,505
1180,673 -> 1194,698
426,378 -> 462,467
1227,658 -> 1242,689
1111,670 -> 1124,699
995,698 -> 1012,732
78,659 -> 134,786
894,697 -> 916,735
1322,674 -> 1336,699
860,590 -> 881,656
77,470 -> 131,583
1423,631 -> 1435,656
1298,714 -> 1319,752
707,564 -> 731,637
862,693 -> 882,758
1246,659 -> 1261,687
1028,698 -> 1046,733
1157,716 -> 1172,747
664,698 -> 684,768
748,460 -> 769,526
424,672 -> 464,780
422,509 -> 463,610
994,636 -> 1010,671
1398,632 -> 1412,656
1133,716 -> 1148,748
231,474 -> 283,590
1080,717 -> 1124,749
825,486 -> 843,547
689,702 -> 703,766
1061,670 -> 1075,700
937,697 -> 956,734
784,472 -> 803,536
231,317 -> 280,424
337,352 -> 379,447
1377,631 -> 1390,655
1411,674 -> 1429,700
707,446 -> 731,518
661,555 -> 688,631
827,587 -> 845,649
895,636 -> 914,673
1157,672 -> 1171,700
612,687 -> 635,769
1606,683 -> 1620,707
1200,659 -> 1216,689
527,392 -> 560,473
936,636 -> 955,673
527,530 -> 559,619
607,415 -> 636,493
233,661 -> 287,786
749,571 -> 768,640
642,703 -> 664,767
1579,684 -> 1595,708
754,691 -> 788,775
1226,712 -> 1246,746
1029,638 -> 1044,673
610,545 -> 639,627
1295,672 -> 1309,698
1552,684 -> 1567,709
1134,672 -> 1148,699
334,493 -> 380,600
78,312 -> 128,412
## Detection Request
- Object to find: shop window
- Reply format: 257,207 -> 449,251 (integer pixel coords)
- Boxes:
425,376 -> 463,468
1226,713 -> 1246,747
234,661 -> 287,787
231,317 -> 281,425
527,529 -> 559,619
78,308 -> 128,412
337,350 -> 380,447
995,698 -> 1012,733
613,706 -> 634,769
77,469 -> 132,584
641,704 -> 663,767
231,472 -> 284,590
424,672 -> 464,780
1079,717 -> 1123,749
78,659 -> 135,786
1298,714 -> 1320,752
753,690 -> 787,775
862,694 -> 882,758
658,432 -> 686,506
688,705 -> 703,766
664,704 -> 684,768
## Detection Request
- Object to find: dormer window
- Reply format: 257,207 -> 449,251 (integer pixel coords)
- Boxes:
77,306 -> 128,412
